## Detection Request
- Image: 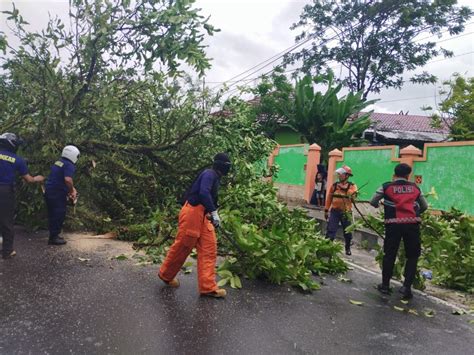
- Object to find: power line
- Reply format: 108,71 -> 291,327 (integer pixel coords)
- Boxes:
377,95 -> 435,104
223,49 -> 474,99
213,20 -> 474,92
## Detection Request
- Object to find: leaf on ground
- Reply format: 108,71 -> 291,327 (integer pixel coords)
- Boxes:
183,261 -> 193,268
184,268 -> 192,274
408,309 -> 419,316
134,261 -> 152,266
115,254 -> 128,260
394,306 -> 405,312
349,299 -> 364,306
451,309 -> 465,315
347,266 -> 354,270
469,319 -> 474,324
78,257 -> 90,262
423,309 -> 436,318
338,277 -> 352,283
217,278 -> 229,287
400,300 -> 409,304
233,275 -> 242,289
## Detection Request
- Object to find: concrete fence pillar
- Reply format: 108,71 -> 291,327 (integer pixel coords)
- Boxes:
304,143 -> 322,202
399,145 -> 422,179
326,148 -> 343,202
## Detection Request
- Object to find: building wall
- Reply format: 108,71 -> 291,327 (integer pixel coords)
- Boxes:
412,143 -> 474,213
273,145 -> 308,186
334,147 -> 400,201
269,141 -> 474,215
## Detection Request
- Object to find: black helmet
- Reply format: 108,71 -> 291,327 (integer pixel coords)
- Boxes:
0,133 -> 23,152
213,152 -> 232,176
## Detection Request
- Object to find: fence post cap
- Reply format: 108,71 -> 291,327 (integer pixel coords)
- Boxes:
309,143 -> 321,151
329,148 -> 343,157
400,145 -> 422,156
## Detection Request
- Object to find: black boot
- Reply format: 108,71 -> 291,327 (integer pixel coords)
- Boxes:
377,283 -> 391,295
345,240 -> 352,256
399,286 -> 413,299
48,236 -> 67,245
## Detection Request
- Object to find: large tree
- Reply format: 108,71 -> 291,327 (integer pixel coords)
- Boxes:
284,0 -> 472,99
0,0 -> 222,228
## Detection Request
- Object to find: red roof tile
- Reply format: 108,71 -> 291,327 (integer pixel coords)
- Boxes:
364,112 -> 450,133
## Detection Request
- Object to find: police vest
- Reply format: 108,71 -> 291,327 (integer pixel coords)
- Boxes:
382,180 -> 422,224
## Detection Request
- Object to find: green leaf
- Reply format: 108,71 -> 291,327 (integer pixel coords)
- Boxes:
115,254 -> 128,260
423,309 -> 436,318
394,306 -> 405,312
400,300 -> 409,305
217,278 -> 229,287
451,309 -> 465,315
349,299 -> 364,306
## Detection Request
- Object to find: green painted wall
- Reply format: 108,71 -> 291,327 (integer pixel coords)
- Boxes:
274,145 -> 307,185
274,128 -> 305,145
336,148 -> 400,201
413,145 -> 474,215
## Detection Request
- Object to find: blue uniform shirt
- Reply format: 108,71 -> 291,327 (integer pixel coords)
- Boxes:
187,169 -> 220,213
0,149 -> 28,186
45,157 -> 76,193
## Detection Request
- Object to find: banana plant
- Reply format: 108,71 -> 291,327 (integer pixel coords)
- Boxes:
289,72 -> 377,161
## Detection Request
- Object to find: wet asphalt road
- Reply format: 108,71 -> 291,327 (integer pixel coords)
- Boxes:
1,229 -> 473,355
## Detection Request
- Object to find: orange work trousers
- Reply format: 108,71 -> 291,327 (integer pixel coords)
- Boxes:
159,202 -> 218,294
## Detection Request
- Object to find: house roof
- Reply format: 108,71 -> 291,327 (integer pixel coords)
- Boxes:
364,112 -> 450,134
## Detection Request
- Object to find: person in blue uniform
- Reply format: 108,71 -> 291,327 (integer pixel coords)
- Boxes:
0,133 -> 45,259
44,145 -> 80,245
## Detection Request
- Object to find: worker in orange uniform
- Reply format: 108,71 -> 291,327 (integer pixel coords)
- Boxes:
324,165 -> 358,255
158,153 -> 231,298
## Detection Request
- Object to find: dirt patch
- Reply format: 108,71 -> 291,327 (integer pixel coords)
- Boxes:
64,232 -> 144,260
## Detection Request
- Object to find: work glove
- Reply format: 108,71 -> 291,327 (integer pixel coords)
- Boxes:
211,210 -> 221,229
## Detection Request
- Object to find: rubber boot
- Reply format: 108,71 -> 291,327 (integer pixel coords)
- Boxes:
399,286 -> 413,299
345,239 -> 352,256
48,236 -> 67,245
201,289 -> 227,298
158,273 -> 180,288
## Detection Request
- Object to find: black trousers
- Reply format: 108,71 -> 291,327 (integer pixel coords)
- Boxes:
0,185 -> 15,257
44,189 -> 68,239
382,223 -> 421,288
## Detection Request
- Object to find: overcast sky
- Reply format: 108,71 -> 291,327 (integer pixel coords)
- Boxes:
1,0 -> 473,114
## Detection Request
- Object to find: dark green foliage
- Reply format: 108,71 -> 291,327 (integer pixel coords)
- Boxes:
285,0 -> 473,98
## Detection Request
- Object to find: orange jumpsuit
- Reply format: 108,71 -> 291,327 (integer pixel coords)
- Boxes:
159,202 -> 218,294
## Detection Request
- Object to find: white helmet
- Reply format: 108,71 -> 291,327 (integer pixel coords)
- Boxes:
62,145 -> 80,164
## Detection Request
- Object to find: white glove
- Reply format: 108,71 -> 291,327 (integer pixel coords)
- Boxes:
211,210 -> 221,228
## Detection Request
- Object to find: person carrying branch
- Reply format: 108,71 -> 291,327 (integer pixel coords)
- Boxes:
0,133 -> 45,259
158,153 -> 232,298
325,165 -> 357,256
370,163 -> 428,299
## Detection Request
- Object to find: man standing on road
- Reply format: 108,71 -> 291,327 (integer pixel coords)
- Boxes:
370,163 -> 428,299
44,145 -> 80,246
0,133 -> 45,259
325,165 -> 357,255
158,153 -> 231,298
